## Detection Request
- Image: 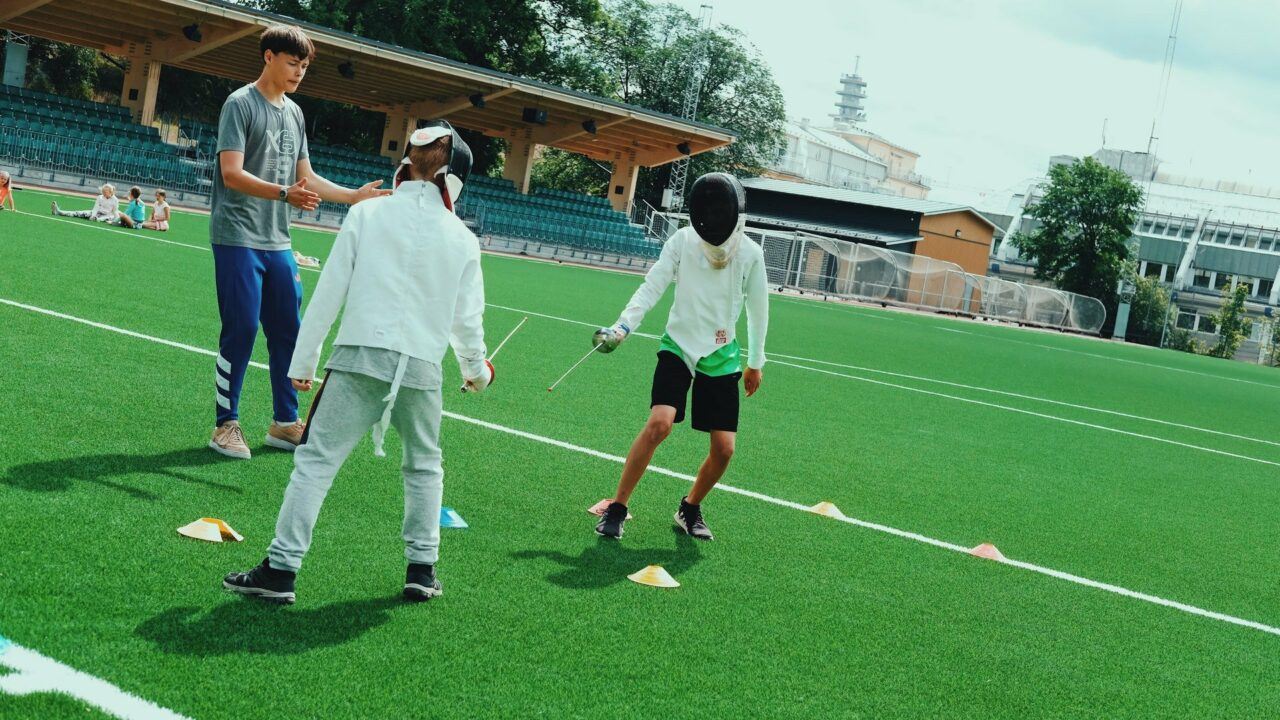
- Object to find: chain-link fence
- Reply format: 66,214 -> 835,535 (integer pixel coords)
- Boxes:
753,228 -> 1107,334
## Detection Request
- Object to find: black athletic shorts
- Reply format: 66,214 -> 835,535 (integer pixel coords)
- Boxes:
650,350 -> 742,433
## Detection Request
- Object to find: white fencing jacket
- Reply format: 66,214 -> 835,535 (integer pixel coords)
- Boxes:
618,227 -> 769,372
89,194 -> 119,221
289,180 -> 487,452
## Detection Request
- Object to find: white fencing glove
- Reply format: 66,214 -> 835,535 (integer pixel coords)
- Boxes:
592,323 -> 630,353
461,359 -> 495,393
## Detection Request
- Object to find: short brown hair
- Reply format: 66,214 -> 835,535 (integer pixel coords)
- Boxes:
155,189 -> 166,198
129,186 -> 142,198
260,24 -> 315,61
408,137 -> 451,183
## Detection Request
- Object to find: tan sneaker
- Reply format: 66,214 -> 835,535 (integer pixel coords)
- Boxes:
265,421 -> 306,452
210,421 -> 251,459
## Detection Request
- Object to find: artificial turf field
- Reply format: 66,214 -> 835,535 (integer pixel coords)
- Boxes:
2,186 -> 1280,719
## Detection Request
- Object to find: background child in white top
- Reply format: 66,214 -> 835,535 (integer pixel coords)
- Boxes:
223,125 -> 488,605
51,183 -> 118,222
142,189 -> 171,231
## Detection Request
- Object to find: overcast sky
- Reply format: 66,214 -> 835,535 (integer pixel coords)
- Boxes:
665,0 -> 1280,202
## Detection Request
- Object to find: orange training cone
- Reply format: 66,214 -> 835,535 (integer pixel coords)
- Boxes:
970,543 -> 1006,561
627,565 -> 679,588
587,499 -> 633,519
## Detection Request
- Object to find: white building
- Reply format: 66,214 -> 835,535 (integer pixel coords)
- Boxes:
769,118 -> 888,192
995,149 -> 1280,359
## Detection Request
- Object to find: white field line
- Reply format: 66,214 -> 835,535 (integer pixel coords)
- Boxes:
0,636 -> 192,720
760,351 -> 1280,448
4,298 -> 1280,639
938,325 -> 1280,390
16,208 -> 1280,447
768,357 -> 1280,468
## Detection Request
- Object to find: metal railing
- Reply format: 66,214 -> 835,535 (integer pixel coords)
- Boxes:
0,123 -> 212,196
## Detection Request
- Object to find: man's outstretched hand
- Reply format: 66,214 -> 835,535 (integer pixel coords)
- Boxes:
285,178 -> 320,211
352,180 -> 392,204
743,367 -> 762,397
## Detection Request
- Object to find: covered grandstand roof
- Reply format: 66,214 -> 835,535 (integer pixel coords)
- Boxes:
740,176 -> 998,229
0,0 -> 735,166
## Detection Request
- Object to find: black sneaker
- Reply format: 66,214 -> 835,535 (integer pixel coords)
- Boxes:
595,501 -> 628,539
404,563 -> 442,602
674,498 -> 714,541
223,558 -> 296,604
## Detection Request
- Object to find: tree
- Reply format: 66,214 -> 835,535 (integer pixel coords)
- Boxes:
539,0 -> 787,206
1206,283 -> 1253,359
1123,269 -> 1170,346
1011,157 -> 1144,312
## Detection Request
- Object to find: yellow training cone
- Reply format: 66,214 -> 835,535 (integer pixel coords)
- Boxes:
808,501 -> 846,519
627,565 -> 680,588
177,518 -> 243,543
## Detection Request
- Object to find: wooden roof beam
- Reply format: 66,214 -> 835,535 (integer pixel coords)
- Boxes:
143,22 -> 259,63
0,0 -> 56,24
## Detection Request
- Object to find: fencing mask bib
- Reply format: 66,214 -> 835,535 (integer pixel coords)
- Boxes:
394,120 -> 473,211
688,172 -> 746,269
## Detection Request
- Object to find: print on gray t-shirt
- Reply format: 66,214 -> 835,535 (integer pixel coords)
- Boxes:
210,84 -> 310,251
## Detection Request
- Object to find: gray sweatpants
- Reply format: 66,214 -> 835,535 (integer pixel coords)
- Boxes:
267,369 -> 445,572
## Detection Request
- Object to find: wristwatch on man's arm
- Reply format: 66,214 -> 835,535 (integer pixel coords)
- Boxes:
278,185 -> 288,202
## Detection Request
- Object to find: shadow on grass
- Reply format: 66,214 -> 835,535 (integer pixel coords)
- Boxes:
0,448 -> 242,501
135,595 -> 404,656
511,529 -> 702,590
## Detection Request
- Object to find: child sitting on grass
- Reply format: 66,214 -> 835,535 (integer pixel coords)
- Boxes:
223,122 -> 490,605
0,170 -> 15,212
52,183 -> 118,222
141,189 -> 170,231
117,186 -> 147,229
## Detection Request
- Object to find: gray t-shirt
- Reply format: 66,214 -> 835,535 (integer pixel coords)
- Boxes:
210,84 -> 309,250
326,345 -> 442,391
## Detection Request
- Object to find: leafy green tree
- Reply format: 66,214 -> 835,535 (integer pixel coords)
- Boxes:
1207,283 -> 1253,359
1011,157 -> 1144,310
1123,269 -> 1170,346
542,0 -> 786,206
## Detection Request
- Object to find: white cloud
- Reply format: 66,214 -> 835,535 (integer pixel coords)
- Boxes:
661,0 -> 1280,195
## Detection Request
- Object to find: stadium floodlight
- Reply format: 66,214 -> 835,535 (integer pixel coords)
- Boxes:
182,23 -> 202,42
676,141 -> 691,155
468,93 -> 486,108
338,61 -> 355,80
581,119 -> 597,135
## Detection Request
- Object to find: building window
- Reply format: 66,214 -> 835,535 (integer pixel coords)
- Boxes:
1260,279 -> 1274,298
1198,315 -> 1218,334
1245,231 -> 1260,249
1139,219 -> 1154,233
1176,312 -> 1196,330
1143,262 -> 1163,279
1165,264 -> 1179,282
1214,272 -> 1232,291
1193,269 -> 1211,288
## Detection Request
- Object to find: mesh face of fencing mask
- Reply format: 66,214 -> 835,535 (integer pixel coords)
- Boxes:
688,172 -> 746,269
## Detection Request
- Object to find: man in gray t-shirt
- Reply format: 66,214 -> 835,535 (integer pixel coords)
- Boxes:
209,24 -> 390,462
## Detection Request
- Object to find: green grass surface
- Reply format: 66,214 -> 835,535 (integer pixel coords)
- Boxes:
2,187 -> 1280,718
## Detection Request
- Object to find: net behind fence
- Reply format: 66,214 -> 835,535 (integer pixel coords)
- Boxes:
753,229 -> 1107,334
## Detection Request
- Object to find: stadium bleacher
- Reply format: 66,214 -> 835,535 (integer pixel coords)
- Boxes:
0,84 -> 207,191
2,86 -> 659,258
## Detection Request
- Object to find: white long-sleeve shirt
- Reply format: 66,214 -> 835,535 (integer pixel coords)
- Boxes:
89,194 -> 119,221
618,227 -> 769,372
288,180 -> 487,384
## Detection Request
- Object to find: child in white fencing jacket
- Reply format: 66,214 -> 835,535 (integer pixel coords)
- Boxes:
224,122 -> 490,604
